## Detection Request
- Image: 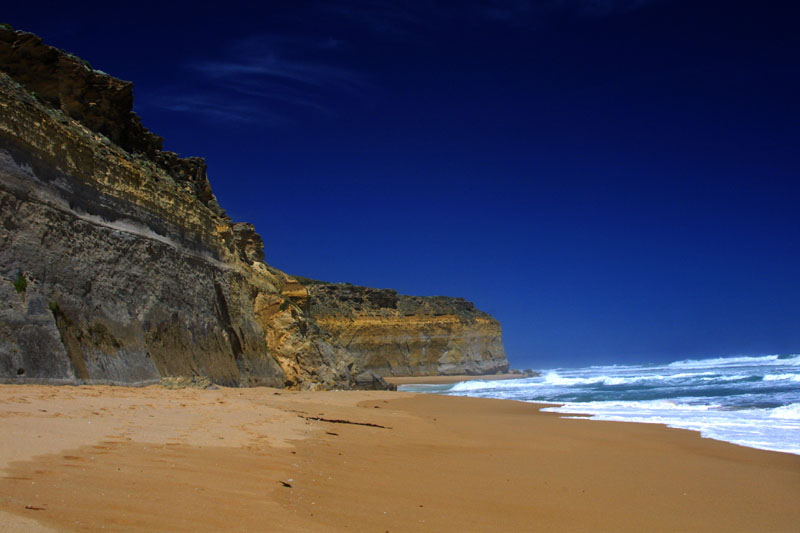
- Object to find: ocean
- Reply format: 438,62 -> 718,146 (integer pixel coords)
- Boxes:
399,354 -> 800,455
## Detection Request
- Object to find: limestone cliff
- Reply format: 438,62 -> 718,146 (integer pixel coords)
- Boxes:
0,28 -> 355,388
305,282 -> 508,376
0,27 -> 508,387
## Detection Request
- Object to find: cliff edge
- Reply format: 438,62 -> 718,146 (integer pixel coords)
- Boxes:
0,27 -> 356,388
0,27 -> 509,387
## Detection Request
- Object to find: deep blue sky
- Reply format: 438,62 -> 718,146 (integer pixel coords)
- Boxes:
5,1 -> 800,368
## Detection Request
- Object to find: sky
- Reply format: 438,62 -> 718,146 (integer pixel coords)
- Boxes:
4,1 -> 800,369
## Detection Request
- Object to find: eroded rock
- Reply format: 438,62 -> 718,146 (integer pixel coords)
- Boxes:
0,27 -> 507,388
306,283 -> 509,377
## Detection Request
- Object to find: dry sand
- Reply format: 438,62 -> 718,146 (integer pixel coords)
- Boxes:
0,385 -> 798,532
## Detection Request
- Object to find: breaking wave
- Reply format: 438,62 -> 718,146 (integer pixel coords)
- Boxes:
400,353 -> 800,455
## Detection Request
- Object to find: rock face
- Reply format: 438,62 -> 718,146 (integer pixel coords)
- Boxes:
306,283 -> 508,376
0,27 -> 508,387
0,28 -> 163,158
0,28 -> 355,388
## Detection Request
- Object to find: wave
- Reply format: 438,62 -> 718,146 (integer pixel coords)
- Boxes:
762,373 -> 800,383
423,353 -> 800,455
543,399 -> 721,411
543,400 -> 800,454
768,403 -> 800,419
542,372 -> 624,386
667,354 -> 800,368
448,378 -> 535,392
544,399 -> 800,418
540,371 -> 748,387
699,375 -> 754,382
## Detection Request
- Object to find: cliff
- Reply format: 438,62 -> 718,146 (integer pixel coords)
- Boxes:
0,28 -> 356,389
0,27 -> 508,387
305,282 -> 508,376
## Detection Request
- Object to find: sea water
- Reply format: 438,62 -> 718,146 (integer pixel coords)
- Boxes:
399,354 -> 800,455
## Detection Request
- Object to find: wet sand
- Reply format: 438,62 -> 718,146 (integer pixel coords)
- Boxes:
1,385 -> 798,532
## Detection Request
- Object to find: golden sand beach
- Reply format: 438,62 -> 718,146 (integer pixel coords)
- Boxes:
1,384 -> 798,532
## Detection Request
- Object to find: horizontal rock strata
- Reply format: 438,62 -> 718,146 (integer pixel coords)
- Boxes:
0,28 -> 354,389
306,283 -> 509,376
0,27 -> 509,387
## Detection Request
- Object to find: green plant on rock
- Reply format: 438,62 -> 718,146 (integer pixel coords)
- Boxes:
0,23 -> 14,31
13,274 -> 27,294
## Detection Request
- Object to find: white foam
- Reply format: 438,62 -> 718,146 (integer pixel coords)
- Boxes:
542,372 -> 606,386
448,378 -> 536,392
668,371 -> 716,379
699,374 -> 753,382
545,399 -> 719,412
668,354 -> 800,369
541,371 -> 722,387
768,403 -> 800,420
543,400 -> 800,455
763,373 -> 800,382
430,354 -> 800,455
542,371 -> 659,386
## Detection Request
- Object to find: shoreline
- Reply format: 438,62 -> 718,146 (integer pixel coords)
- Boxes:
1,384 -> 798,531
384,373 -> 530,385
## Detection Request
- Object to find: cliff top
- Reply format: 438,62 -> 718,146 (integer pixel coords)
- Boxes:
0,26 -> 228,219
304,280 -> 493,320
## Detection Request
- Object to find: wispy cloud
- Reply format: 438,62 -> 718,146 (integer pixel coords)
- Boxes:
221,79 -> 335,115
190,57 -> 361,92
156,93 -> 285,124
157,32 -> 365,125
155,1 -> 660,124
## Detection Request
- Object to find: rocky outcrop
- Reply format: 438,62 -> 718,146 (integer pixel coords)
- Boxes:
0,28 -> 355,389
0,28 -> 163,158
0,27 -> 508,387
306,283 -> 508,376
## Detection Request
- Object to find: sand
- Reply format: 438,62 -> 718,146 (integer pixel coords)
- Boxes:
1,385 -> 798,532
